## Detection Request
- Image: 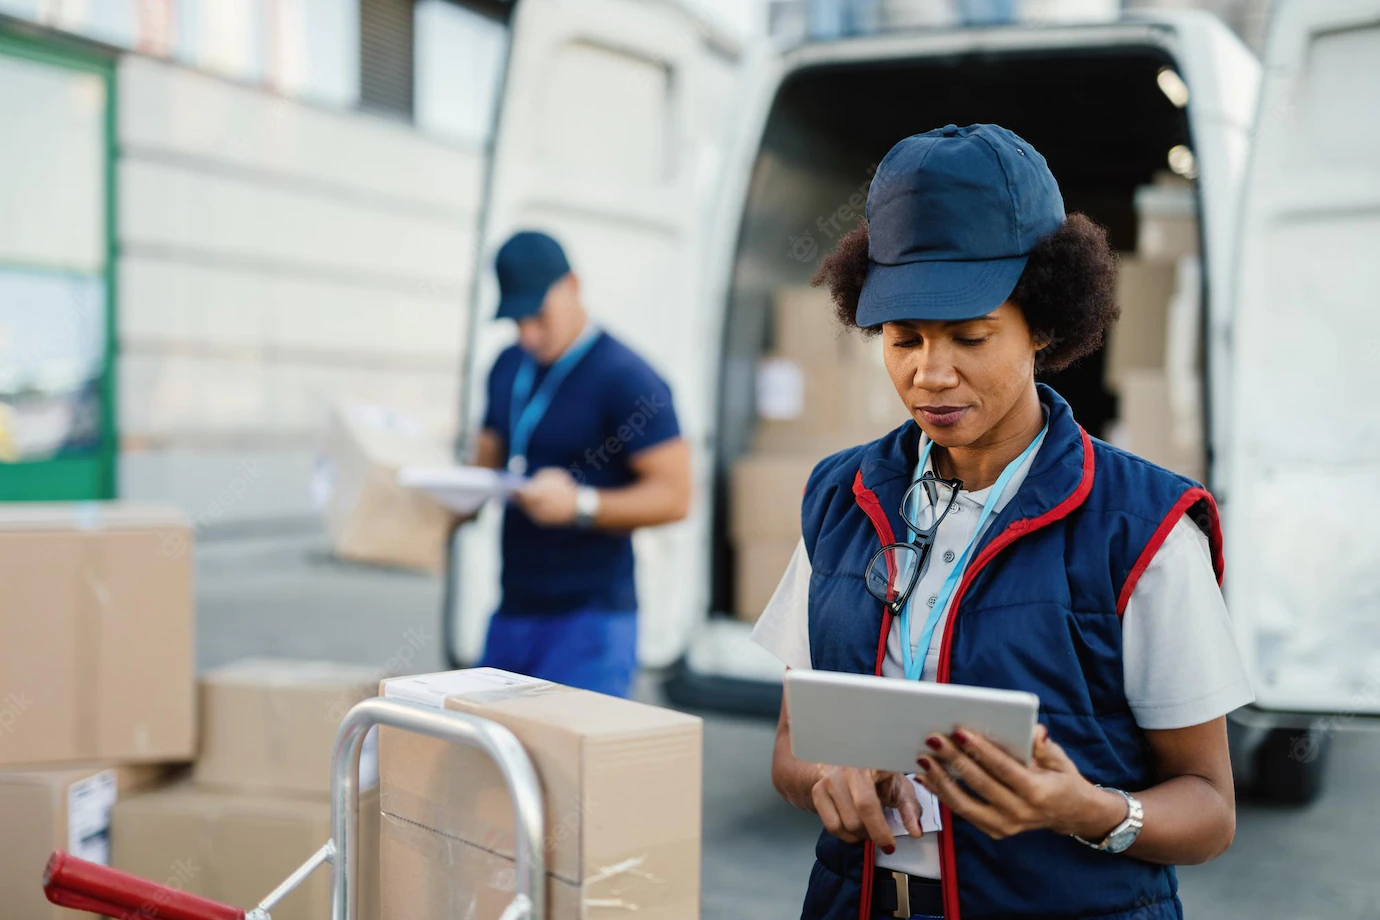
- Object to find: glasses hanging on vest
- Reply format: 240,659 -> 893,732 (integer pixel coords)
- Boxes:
864,473 -> 963,611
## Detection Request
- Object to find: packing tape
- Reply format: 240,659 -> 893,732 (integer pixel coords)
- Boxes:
459,680 -> 570,706
380,811 -> 700,915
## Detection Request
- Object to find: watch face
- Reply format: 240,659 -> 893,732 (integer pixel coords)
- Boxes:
1105,821 -> 1141,854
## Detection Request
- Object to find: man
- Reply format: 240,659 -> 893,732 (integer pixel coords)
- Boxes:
468,230 -> 691,698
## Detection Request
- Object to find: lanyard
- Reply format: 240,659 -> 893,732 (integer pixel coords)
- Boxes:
899,422 -> 1048,681
507,325 -> 601,475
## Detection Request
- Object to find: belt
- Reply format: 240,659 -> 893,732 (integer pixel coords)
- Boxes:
872,868 -> 943,918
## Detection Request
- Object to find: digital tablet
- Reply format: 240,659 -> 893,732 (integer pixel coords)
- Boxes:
785,669 -> 1040,771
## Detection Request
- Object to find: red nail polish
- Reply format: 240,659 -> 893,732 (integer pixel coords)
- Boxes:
952,729 -> 969,745
917,757 -> 932,770
882,845 -> 895,855
925,736 -> 942,751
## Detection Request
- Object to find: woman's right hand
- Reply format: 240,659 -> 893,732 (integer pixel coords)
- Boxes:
811,766 -> 924,852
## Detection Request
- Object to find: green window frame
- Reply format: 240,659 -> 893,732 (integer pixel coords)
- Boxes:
0,26 -> 118,501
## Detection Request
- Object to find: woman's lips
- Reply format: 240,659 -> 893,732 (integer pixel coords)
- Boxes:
916,405 -> 970,427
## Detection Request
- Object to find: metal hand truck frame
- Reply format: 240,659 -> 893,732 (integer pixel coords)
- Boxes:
41,698 -> 546,920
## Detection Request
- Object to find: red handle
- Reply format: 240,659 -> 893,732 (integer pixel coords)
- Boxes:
43,851 -> 245,920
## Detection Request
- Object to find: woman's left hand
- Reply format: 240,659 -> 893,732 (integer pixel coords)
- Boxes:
914,724 -> 1127,842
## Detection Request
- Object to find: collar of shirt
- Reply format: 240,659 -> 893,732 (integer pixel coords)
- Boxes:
912,406 -> 1050,514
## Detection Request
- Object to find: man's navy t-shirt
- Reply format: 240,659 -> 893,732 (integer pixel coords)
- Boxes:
482,330 -> 680,615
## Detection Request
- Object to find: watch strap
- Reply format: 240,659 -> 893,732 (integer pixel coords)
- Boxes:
1072,786 -> 1143,853
574,486 -> 600,528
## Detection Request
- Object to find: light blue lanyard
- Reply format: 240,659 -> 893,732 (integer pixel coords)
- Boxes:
507,326 -> 601,475
900,423 -> 1048,681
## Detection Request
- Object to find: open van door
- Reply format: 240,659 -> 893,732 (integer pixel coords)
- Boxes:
444,0 -> 742,670
1225,0 -> 1380,801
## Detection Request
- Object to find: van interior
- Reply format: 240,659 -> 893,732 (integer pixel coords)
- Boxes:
714,45 -> 1205,621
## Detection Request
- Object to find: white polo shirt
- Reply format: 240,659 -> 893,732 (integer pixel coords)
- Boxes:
750,429 -> 1255,879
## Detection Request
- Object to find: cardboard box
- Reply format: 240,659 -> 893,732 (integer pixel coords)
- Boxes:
0,762 -> 176,920
378,669 -> 701,919
1116,368 -> 1206,483
321,403 -> 455,572
751,359 -> 907,456
382,816 -> 591,920
112,783 -> 381,920
0,504 -> 195,767
729,454 -> 817,542
772,286 -> 847,363
195,659 -> 383,798
1106,258 -> 1177,388
734,538 -> 800,623
1135,182 -> 1198,262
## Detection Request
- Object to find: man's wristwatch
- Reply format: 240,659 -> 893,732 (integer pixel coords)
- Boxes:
1072,786 -> 1143,854
573,486 -> 601,529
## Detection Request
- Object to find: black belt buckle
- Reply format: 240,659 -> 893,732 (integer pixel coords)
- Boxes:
890,870 -> 911,919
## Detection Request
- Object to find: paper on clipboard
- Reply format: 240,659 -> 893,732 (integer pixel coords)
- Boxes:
398,465 -> 528,515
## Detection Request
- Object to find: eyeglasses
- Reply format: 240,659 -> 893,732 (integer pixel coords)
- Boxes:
864,473 -> 963,612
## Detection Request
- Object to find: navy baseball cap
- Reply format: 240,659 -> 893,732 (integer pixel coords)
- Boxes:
857,124 -> 1066,326
494,230 -> 572,320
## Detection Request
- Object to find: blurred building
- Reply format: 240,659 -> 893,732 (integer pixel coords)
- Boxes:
0,0 -> 748,539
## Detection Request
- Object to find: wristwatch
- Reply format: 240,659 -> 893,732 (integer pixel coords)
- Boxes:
573,486 -> 601,529
1072,786 -> 1143,854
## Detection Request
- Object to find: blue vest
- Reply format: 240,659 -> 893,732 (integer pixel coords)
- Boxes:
798,385 -> 1223,920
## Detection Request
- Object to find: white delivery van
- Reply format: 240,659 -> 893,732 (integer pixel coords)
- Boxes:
444,0 -> 1380,804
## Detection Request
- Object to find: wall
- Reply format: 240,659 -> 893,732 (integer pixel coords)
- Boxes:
116,56 -> 485,529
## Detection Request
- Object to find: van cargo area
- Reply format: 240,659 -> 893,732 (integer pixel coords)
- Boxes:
714,45 -> 1207,626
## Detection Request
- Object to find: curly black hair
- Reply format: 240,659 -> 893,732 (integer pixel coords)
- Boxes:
810,213 -> 1120,373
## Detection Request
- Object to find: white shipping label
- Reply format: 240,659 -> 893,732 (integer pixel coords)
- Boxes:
756,358 -> 806,421
68,770 -> 117,865
383,668 -> 546,708
883,777 -> 944,836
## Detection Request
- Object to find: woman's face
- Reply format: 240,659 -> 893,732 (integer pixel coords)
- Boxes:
881,302 -> 1043,450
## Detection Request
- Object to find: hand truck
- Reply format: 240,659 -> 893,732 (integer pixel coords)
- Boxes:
41,698 -> 547,920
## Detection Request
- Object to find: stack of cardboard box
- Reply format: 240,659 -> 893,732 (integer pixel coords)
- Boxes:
112,659 -> 385,920
319,403 -> 457,573
378,668 -> 702,919
1105,176 -> 1207,482
730,286 -> 909,622
0,504 -> 196,920
0,509 -> 387,919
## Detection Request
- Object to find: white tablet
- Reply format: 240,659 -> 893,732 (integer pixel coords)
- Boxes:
785,669 -> 1040,771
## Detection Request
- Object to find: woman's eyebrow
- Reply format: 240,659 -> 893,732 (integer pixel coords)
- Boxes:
942,316 -> 1000,329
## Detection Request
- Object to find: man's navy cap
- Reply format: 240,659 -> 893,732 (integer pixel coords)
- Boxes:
858,124 -> 1066,326
494,230 -> 571,320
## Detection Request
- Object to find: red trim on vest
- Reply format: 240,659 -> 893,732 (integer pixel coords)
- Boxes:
931,425 -> 1097,920
852,470 -> 897,920
1115,487 -> 1224,617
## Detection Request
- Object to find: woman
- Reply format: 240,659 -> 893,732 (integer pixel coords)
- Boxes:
751,124 -> 1253,920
